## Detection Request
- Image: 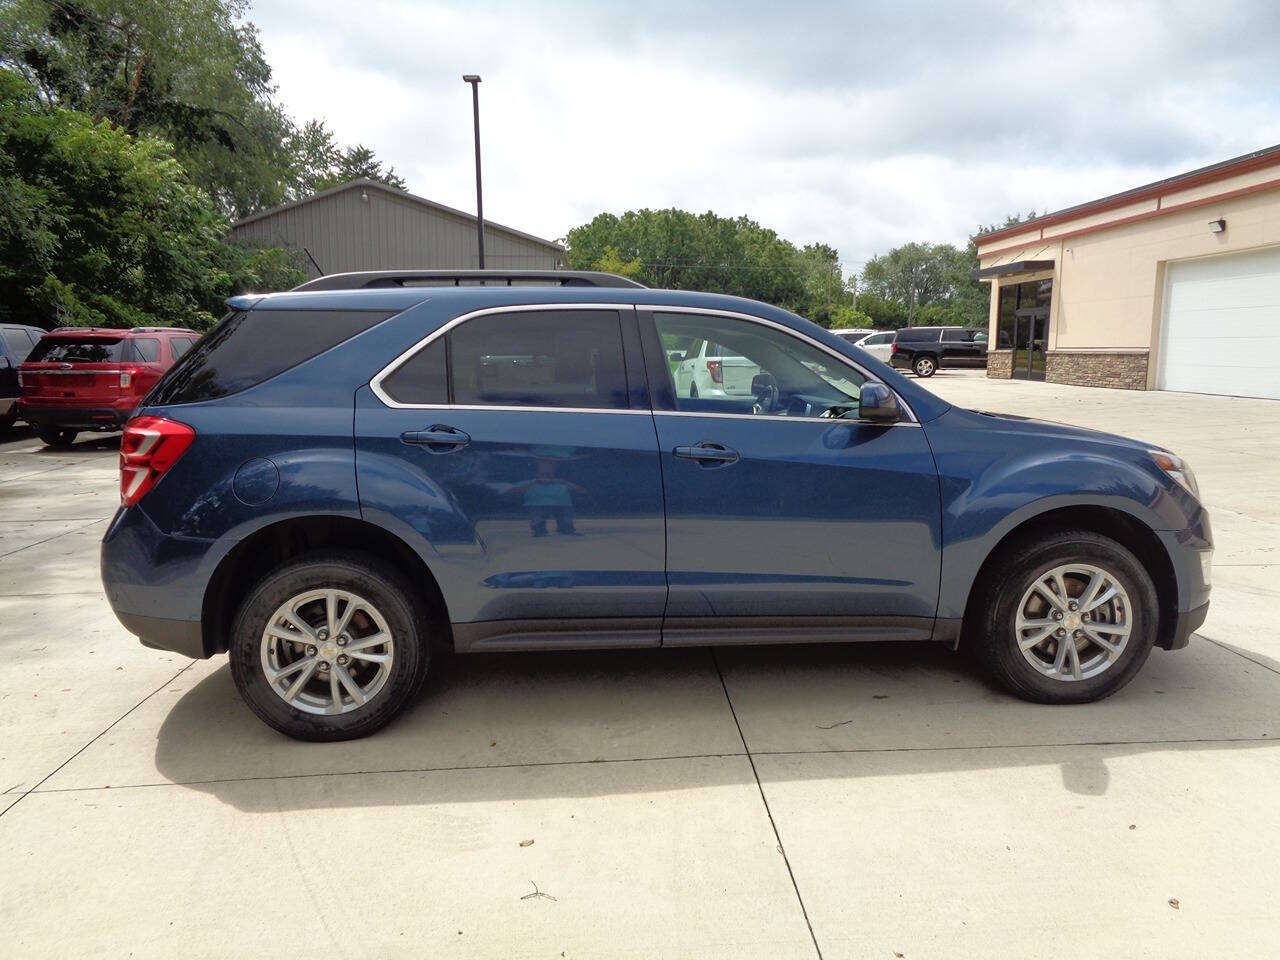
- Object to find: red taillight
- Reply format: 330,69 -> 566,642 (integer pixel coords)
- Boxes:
120,416 -> 195,507
891,339 -> 898,353
706,359 -> 724,384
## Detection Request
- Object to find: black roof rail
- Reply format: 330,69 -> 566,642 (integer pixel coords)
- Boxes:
290,269 -> 646,292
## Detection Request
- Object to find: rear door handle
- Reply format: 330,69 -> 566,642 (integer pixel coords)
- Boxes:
674,441 -> 739,466
400,425 -> 471,450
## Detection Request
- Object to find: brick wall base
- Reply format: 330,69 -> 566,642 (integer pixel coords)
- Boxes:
986,350 -> 1013,379
1045,351 -> 1149,390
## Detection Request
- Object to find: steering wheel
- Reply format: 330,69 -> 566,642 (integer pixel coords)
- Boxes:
751,375 -> 779,414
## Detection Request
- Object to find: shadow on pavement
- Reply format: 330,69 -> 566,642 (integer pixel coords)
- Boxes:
153,638 -> 1280,812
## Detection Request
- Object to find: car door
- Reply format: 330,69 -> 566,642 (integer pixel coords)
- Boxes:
641,308 -> 942,645
940,328 -> 982,366
355,305 -> 668,650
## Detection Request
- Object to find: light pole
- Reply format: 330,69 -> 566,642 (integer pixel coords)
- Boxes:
462,74 -> 485,269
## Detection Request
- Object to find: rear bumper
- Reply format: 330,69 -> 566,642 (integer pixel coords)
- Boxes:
102,505 -> 217,658
18,403 -> 133,429
116,611 -> 206,659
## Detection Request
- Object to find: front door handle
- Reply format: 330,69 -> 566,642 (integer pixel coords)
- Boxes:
400,425 -> 471,451
674,441 -> 739,466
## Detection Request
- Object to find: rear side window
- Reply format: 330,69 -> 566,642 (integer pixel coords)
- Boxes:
27,338 -> 124,363
147,309 -> 393,405
129,338 -> 161,362
3,329 -> 35,362
380,310 -> 629,409
169,337 -> 199,359
941,329 -> 976,343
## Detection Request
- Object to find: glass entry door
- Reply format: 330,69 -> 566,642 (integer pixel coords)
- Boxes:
998,278 -> 1052,381
1013,307 -> 1048,380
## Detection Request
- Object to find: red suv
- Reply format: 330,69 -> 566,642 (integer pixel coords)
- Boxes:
18,326 -> 200,447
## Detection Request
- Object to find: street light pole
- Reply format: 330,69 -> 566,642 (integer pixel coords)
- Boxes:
462,74 -> 485,269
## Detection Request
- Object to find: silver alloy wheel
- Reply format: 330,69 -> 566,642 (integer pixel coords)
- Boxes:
260,588 -> 395,715
1015,563 -> 1132,682
915,357 -> 935,376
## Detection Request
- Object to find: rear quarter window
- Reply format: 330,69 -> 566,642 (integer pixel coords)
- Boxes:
147,309 -> 393,405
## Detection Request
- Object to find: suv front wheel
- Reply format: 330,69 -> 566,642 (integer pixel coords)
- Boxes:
229,551 -> 430,741
972,529 -> 1158,704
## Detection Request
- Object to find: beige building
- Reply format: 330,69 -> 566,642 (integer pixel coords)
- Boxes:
974,144 -> 1280,399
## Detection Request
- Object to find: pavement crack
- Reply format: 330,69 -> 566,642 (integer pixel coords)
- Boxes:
0,661 -> 195,821
0,517 -> 106,560
712,650 -> 826,960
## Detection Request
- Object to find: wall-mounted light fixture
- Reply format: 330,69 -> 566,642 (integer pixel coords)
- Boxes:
360,189 -> 369,202
1208,218 -> 1226,233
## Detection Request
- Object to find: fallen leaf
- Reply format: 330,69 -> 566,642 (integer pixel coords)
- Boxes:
1129,824 -> 1136,830
490,741 -> 497,747
1168,898 -> 1180,910
519,839 -> 534,847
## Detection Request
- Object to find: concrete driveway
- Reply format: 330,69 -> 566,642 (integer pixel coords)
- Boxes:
1,377 -> 1278,959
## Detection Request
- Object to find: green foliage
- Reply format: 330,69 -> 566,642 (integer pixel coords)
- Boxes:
566,208 -> 855,322
827,304 -> 875,329
592,245 -> 643,279
2,0 -> 404,218
0,69 -> 302,330
285,119 -> 406,196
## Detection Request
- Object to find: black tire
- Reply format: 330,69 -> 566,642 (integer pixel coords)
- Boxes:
229,551 -> 431,741
971,529 -> 1158,704
912,354 -> 938,378
37,427 -> 78,447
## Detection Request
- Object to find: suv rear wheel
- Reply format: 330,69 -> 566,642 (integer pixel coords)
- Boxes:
972,529 -> 1157,703
229,551 -> 430,741
37,427 -> 78,447
912,354 -> 937,378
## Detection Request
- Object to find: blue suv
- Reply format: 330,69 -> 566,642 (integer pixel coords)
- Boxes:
101,270 -> 1212,740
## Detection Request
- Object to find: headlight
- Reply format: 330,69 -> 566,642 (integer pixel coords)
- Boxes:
1149,450 -> 1199,498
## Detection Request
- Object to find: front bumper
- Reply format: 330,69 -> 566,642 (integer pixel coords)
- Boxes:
1166,601 -> 1209,651
19,403 -> 132,430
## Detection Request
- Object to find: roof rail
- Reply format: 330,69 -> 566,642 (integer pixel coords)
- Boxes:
290,269 -> 646,292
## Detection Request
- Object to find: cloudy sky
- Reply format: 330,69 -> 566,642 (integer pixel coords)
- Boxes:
248,0 -> 1280,274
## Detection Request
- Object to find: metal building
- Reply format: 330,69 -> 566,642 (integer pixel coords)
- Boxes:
229,179 -> 566,278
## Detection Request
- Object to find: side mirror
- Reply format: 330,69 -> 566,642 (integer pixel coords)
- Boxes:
858,382 -> 900,422
667,350 -> 685,363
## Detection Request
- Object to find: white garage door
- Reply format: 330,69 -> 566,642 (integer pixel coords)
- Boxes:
1159,246 -> 1280,400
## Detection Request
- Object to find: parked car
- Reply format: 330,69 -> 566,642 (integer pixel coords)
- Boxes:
837,329 -> 894,362
890,326 -> 988,377
670,337 -> 760,398
0,323 -> 44,432
19,326 -> 200,447
101,270 -> 1211,741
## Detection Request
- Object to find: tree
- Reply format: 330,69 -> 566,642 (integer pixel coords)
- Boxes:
859,242 -> 956,327
283,119 -> 406,196
1,1 -> 405,217
0,69 -> 293,329
566,208 -> 851,320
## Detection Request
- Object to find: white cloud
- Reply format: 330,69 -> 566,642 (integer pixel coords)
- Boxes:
248,0 -> 1280,274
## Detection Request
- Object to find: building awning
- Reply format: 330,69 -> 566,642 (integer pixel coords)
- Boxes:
971,259 -> 1055,280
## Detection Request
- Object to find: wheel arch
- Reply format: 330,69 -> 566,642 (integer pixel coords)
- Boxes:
201,515 -> 452,657
960,504 -> 1180,651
